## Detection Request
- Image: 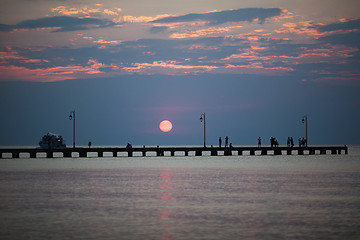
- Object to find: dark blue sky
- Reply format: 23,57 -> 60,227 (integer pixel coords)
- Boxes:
1,74 -> 359,146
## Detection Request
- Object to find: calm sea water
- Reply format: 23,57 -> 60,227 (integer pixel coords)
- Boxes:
1,146 -> 360,240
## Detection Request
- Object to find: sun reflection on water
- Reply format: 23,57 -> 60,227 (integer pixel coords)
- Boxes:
158,169 -> 175,240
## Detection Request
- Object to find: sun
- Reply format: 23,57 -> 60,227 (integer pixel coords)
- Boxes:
159,120 -> 173,132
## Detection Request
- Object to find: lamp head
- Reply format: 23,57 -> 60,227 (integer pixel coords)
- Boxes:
200,116 -> 203,122
69,115 -> 72,120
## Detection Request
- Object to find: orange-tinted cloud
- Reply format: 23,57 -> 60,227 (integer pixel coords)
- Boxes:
50,5 -> 122,18
123,60 -> 218,74
224,62 -> 294,73
170,25 -> 242,39
0,59 -> 118,82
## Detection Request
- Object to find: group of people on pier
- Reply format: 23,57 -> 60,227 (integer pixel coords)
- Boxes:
218,136 -> 231,148
270,137 -> 279,147
298,137 -> 307,147
257,136 -> 307,148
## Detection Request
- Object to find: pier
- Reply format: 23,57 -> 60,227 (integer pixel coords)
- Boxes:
0,145 -> 348,158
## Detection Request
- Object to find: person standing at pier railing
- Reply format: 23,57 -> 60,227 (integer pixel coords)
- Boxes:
219,137 -> 222,148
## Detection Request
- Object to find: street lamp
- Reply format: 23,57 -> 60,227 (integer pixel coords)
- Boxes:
302,114 -> 307,146
69,110 -> 75,148
200,113 -> 206,148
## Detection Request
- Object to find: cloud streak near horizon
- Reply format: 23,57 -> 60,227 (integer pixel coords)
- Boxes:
0,16 -> 115,32
151,8 -> 282,25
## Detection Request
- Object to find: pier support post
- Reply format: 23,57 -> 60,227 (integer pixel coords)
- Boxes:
46,151 -> 53,158
12,152 -> 19,158
184,151 -> 188,156
211,150 -> 217,156
250,150 -> 255,156
261,150 -> 267,155
331,150 -> 337,155
79,151 -> 87,158
157,151 -> 164,156
195,150 -> 202,156
309,150 -> 315,155
30,152 -> 36,158
345,147 -> 348,155
128,151 -> 133,157
287,149 -> 292,155
298,149 -> 303,155
338,149 -> 342,155
171,151 -> 175,157
224,150 -> 232,156
113,151 -> 117,157
274,149 -> 282,155
320,150 -> 326,155
98,151 -> 103,158
238,150 -> 243,156
142,151 -> 146,157
64,151 -> 71,158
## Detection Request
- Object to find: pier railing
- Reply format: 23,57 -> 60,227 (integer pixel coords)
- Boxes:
0,145 -> 348,158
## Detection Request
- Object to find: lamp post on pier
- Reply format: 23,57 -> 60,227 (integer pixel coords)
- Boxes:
200,113 -> 206,148
69,110 -> 76,148
302,114 -> 308,146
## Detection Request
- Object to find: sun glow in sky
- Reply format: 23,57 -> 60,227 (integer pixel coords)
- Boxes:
0,0 -> 359,145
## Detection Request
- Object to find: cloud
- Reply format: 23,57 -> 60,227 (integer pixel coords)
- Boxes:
319,31 -> 360,48
318,18 -> 360,32
151,8 -> 282,25
0,24 -> 13,32
0,16 -> 115,32
0,58 -> 118,82
51,5 -> 122,18
169,25 -> 243,39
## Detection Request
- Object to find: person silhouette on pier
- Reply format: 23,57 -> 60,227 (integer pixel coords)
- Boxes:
219,137 -> 222,148
258,136 -> 261,147
225,136 -> 229,148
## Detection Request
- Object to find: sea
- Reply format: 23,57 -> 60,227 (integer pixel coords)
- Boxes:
1,145 -> 360,240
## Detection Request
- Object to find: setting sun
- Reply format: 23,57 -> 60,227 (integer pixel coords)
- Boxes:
159,120 -> 173,132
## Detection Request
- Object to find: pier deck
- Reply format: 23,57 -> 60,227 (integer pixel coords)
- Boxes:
0,145 -> 348,158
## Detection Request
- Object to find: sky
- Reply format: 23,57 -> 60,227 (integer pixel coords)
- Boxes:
0,0 -> 360,146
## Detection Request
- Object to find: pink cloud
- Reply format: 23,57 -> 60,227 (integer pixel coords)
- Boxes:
50,5 -> 122,18
0,59 -> 118,82
224,63 -> 294,72
278,45 -> 358,63
123,60 -> 218,74
221,48 -> 271,61
119,14 -> 175,24
170,25 -> 242,39
273,9 -> 296,21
